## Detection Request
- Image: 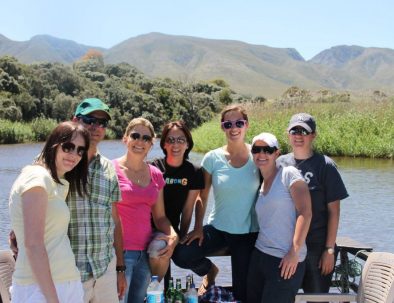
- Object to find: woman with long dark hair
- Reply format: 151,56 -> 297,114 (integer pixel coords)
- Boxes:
9,121 -> 90,303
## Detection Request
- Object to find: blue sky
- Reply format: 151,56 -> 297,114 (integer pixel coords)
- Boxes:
2,0 -> 393,60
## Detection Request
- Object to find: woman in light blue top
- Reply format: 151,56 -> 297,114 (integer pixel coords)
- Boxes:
172,104 -> 260,301
246,132 -> 312,303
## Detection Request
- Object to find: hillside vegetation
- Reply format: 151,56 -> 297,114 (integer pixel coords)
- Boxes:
0,54 -> 234,143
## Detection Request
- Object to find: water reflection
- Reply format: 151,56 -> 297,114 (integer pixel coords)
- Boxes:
0,141 -> 393,286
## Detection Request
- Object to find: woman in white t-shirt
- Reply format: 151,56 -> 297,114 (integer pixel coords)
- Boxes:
246,132 -> 312,303
9,121 -> 90,303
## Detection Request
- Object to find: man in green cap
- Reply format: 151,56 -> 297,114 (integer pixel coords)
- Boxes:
70,98 -> 126,302
9,98 -> 127,302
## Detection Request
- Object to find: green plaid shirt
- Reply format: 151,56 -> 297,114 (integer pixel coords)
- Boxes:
67,153 -> 121,282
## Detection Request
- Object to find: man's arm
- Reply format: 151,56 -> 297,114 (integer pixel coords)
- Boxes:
112,204 -> 127,299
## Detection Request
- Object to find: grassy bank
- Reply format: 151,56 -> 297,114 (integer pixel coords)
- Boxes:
192,101 -> 394,158
0,118 -> 116,144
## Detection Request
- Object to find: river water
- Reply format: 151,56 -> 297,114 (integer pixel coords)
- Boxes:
1,140 -> 393,286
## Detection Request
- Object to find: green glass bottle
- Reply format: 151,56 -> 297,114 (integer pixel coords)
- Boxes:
166,277 -> 175,303
173,278 -> 183,303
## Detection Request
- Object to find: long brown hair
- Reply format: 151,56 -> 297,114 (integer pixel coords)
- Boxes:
38,121 -> 90,197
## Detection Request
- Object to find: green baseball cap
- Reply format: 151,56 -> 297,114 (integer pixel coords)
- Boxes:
74,98 -> 111,119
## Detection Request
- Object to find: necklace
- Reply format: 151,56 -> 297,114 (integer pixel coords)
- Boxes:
119,159 -> 147,184
294,152 -> 313,169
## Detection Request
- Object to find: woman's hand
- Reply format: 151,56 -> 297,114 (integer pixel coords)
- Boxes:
156,233 -> 178,259
180,227 -> 204,246
279,250 -> 299,279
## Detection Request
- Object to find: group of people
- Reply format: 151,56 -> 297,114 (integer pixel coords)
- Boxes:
8,98 -> 348,303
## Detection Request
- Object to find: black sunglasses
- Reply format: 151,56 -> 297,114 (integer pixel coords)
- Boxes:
289,128 -> 312,136
251,145 -> 277,155
60,142 -> 86,157
221,119 -> 247,130
165,136 -> 187,145
130,132 -> 153,143
78,115 -> 109,128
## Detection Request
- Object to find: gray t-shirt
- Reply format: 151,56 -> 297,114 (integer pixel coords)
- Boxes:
255,166 -> 307,261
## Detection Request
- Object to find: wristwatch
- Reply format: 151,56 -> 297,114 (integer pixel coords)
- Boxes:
116,265 -> 126,272
326,247 -> 335,255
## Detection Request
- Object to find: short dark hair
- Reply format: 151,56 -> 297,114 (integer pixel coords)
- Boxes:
37,121 -> 90,197
160,120 -> 193,160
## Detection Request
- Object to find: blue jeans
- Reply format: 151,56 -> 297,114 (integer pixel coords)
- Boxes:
247,249 -> 305,303
122,250 -> 151,303
172,225 -> 257,302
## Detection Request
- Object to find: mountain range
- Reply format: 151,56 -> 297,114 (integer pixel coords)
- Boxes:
1,32 -> 393,97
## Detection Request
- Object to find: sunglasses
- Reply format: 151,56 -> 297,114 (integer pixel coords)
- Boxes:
221,119 -> 247,130
60,142 -> 86,157
130,132 -> 153,143
78,115 -> 109,128
251,145 -> 277,155
165,136 -> 187,145
289,128 -> 312,136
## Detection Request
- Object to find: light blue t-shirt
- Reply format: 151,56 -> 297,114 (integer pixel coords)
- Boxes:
255,166 -> 307,261
202,147 -> 260,234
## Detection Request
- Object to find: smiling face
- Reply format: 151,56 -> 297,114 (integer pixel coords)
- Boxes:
252,140 -> 280,171
221,110 -> 248,143
288,126 -> 316,152
78,110 -> 108,148
55,133 -> 86,177
124,124 -> 153,157
163,126 -> 189,161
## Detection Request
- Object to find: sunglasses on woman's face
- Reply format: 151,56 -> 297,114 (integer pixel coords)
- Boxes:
78,115 -> 109,128
60,142 -> 87,157
289,127 -> 312,136
130,132 -> 153,143
221,119 -> 247,130
165,136 -> 187,145
251,145 -> 277,155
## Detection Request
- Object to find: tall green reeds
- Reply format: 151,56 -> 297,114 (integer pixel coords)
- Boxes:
192,101 -> 394,158
0,118 -> 57,144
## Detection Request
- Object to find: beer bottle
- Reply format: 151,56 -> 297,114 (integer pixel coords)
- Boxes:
165,277 -> 175,303
173,278 -> 183,303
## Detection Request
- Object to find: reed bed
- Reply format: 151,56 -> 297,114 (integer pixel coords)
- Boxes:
192,101 -> 394,158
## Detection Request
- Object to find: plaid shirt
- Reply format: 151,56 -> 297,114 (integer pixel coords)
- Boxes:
200,285 -> 241,303
67,153 -> 121,282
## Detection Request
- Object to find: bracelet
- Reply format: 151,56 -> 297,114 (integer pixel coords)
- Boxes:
116,265 -> 126,272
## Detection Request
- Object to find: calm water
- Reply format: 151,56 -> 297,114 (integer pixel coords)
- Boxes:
1,141 -> 393,285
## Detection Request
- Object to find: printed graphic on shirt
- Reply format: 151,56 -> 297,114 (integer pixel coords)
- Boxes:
165,177 -> 188,186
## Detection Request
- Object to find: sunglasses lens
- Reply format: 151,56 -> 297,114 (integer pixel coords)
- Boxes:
251,146 -> 276,154
142,135 -> 152,142
166,137 -> 175,144
290,128 -> 310,136
77,147 -> 86,157
61,142 -> 85,157
61,142 -> 75,153
130,133 -> 141,140
235,120 -> 245,128
222,121 -> 232,129
80,115 -> 108,128
130,133 -> 152,142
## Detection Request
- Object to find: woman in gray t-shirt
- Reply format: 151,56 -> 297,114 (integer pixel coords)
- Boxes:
246,132 -> 312,303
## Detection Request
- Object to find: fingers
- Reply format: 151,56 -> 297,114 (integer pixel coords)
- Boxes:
281,264 -> 297,279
